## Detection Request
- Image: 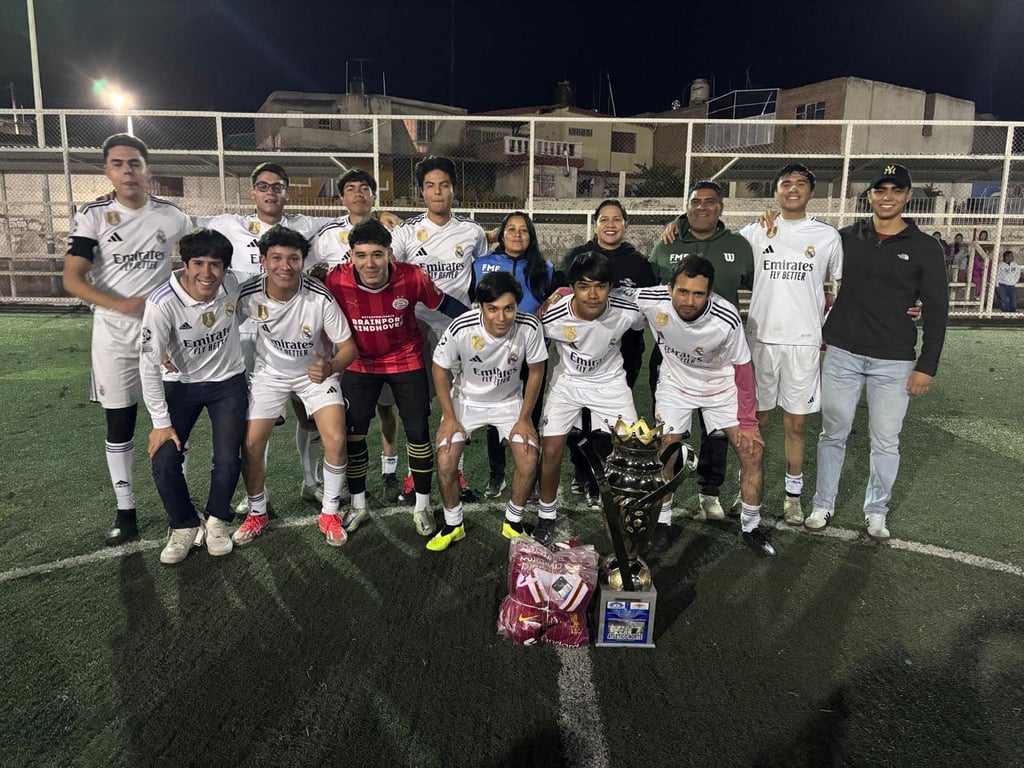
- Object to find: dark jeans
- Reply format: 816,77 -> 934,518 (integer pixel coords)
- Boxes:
152,373 -> 248,529
996,284 -> 1018,312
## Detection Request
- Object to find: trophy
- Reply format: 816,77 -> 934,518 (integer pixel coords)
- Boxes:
581,418 -> 697,648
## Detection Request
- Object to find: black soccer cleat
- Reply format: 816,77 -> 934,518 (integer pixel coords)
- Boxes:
105,513 -> 139,547
741,527 -> 778,558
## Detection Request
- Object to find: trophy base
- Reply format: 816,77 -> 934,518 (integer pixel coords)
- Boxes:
593,582 -> 657,648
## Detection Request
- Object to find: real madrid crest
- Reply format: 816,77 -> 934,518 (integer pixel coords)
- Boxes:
155,229 -> 166,244
248,220 -> 261,234
106,211 -> 121,226
257,304 -> 269,321
694,346 -> 704,356
655,312 -> 669,327
202,311 -> 216,328
471,335 -> 485,351
301,323 -> 312,340
416,229 -> 429,243
225,302 -> 234,316
805,245 -> 816,259
564,326 -> 577,342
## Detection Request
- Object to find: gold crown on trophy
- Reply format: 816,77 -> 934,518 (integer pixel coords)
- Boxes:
611,417 -> 663,447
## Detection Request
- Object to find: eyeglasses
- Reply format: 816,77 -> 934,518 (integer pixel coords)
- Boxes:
253,181 -> 287,193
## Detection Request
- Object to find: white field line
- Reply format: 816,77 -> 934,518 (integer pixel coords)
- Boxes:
556,647 -> 611,768
4,508 -> 1022,768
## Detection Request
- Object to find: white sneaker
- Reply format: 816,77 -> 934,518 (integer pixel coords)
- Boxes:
343,506 -> 371,533
204,516 -> 234,556
413,509 -> 436,537
804,507 -> 833,531
865,513 -> 890,541
234,497 -> 251,515
783,497 -> 805,525
161,527 -> 200,565
694,493 -> 725,521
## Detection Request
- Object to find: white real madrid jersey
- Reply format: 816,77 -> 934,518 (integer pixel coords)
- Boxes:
200,213 -> 327,281
739,216 -> 843,345
541,292 -> 645,387
236,274 -> 352,377
69,197 -> 190,318
433,309 -> 547,404
311,215 -> 355,266
634,287 -> 750,396
140,270 -> 244,427
390,213 -> 487,306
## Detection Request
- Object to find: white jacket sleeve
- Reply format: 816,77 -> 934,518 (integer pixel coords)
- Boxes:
139,300 -> 173,428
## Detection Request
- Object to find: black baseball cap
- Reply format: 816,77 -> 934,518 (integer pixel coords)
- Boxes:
870,163 -> 912,189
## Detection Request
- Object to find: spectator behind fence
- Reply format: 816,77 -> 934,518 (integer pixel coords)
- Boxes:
996,251 -> 1020,312
950,233 -> 969,281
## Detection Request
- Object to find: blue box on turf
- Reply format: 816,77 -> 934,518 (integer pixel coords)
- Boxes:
594,583 -> 657,649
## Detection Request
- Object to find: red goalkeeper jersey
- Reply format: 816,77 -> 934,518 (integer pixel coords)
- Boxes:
324,261 -> 444,374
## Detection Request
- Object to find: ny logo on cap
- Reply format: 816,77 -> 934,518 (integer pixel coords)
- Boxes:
884,165 -> 896,175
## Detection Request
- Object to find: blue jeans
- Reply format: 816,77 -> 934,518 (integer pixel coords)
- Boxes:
995,284 -> 1017,312
813,347 -> 915,517
151,373 -> 248,529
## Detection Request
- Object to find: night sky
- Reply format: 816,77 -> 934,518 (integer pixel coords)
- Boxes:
2,0 -> 1022,119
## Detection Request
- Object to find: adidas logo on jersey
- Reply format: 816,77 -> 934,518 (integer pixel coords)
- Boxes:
179,321 -> 192,330
107,232 -> 124,243
414,246 -> 429,258
247,239 -> 259,248
469,355 -> 484,363
762,245 -> 775,255
327,386 -> 338,394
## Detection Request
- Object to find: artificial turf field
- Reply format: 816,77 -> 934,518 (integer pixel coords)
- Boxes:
1,312 -> 1022,768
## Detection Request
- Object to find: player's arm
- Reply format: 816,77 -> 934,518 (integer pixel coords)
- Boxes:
139,302 -> 182,457
908,243 -> 950,394
62,247 -> 147,318
510,360 -> 544,452
431,361 -> 467,452
375,211 -> 403,231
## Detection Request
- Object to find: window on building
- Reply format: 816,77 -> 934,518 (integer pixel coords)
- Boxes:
610,131 -> 637,153
533,170 -> 556,198
416,121 -> 436,143
795,101 -> 826,120
568,126 -> 593,138
317,118 -> 338,131
285,110 -> 304,128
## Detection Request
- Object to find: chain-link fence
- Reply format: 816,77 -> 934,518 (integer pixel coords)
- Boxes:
1,109 -> 1022,316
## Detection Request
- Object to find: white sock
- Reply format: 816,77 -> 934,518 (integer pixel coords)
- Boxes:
248,490 -> 268,516
415,491 -> 431,511
657,499 -> 673,525
105,439 -> 135,510
785,473 -> 803,496
351,491 -> 367,510
457,453 -> 465,472
443,504 -> 464,527
322,461 -> 347,514
538,500 -> 558,521
740,504 -> 762,533
505,501 -> 524,524
381,453 -> 398,476
296,426 -> 320,487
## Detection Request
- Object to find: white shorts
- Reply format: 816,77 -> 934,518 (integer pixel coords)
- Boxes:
542,378 -> 637,437
248,369 -> 343,420
750,341 -> 821,414
90,313 -> 142,408
439,398 -> 538,449
654,382 -> 738,437
239,319 -> 258,375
